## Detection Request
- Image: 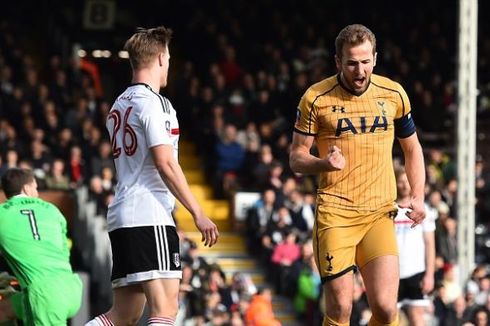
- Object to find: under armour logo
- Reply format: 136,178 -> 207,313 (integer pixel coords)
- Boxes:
332,106 -> 346,113
326,253 -> 334,272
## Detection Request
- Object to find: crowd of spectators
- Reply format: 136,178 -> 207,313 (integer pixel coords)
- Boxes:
2,0 -> 490,325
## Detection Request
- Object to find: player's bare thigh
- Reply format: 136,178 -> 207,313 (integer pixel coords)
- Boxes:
142,278 -> 180,317
360,255 -> 399,322
322,272 -> 355,322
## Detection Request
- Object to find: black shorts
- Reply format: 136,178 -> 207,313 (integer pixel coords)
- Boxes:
109,225 -> 182,288
398,271 -> 430,306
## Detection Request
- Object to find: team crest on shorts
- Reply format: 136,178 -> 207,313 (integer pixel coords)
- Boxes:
326,253 -> 334,272
173,253 -> 181,268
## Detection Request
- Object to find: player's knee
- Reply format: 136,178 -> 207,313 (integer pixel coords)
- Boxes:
370,302 -> 398,324
119,314 -> 142,326
325,298 -> 352,322
108,309 -> 144,326
148,298 -> 178,318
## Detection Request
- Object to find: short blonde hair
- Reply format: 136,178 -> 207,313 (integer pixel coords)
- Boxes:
124,26 -> 173,70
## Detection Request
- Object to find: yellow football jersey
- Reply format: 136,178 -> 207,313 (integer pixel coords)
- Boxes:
294,74 -> 411,211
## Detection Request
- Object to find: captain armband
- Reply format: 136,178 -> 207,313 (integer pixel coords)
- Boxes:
394,113 -> 416,138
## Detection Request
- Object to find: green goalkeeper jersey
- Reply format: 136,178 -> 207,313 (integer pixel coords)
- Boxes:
0,195 -> 73,289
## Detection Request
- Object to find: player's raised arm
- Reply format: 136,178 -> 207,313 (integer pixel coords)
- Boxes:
289,132 -> 345,174
150,144 -> 219,247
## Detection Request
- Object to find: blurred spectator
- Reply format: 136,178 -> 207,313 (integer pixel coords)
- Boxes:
251,144 -> 274,189
470,307 -> 490,326
214,123 -> 245,198
285,189 -> 315,236
441,263 -> 463,304
270,229 -> 301,295
45,158 -> 70,190
68,145 -> 86,187
88,175 -> 109,216
244,287 -> 281,326
293,244 -> 321,324
183,240 -> 210,273
444,295 -> 472,325
436,217 -> 459,264
90,140 -> 114,176
100,166 -> 115,192
245,188 -> 276,254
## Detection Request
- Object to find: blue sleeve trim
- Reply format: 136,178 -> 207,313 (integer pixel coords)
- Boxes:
394,113 -> 416,138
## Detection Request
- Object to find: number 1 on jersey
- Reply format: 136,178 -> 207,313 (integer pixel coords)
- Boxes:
20,209 -> 40,240
108,107 -> 138,158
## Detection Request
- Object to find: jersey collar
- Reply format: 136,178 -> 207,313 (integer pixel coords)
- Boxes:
129,82 -> 152,91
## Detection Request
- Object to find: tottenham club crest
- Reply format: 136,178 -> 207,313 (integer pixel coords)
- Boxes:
173,253 -> 181,268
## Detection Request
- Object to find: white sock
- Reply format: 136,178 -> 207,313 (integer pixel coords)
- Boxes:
85,314 -> 114,326
147,316 -> 175,325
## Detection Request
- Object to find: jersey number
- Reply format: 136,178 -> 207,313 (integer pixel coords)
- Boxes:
20,209 -> 40,240
108,107 -> 138,158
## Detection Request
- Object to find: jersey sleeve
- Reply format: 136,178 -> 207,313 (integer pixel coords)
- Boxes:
394,82 -> 411,119
394,82 -> 416,138
294,89 -> 318,135
140,96 -> 174,148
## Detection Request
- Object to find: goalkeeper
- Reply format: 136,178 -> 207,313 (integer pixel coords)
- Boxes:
0,168 -> 82,325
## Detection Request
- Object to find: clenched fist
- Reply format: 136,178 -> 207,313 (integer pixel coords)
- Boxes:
325,145 -> 346,171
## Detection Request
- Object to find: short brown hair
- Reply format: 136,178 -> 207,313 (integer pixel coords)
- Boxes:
1,168 -> 35,198
335,24 -> 376,58
124,26 -> 173,70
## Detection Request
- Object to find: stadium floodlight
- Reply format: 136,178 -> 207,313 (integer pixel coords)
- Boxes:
102,50 -> 111,58
92,50 -> 103,58
118,51 -> 129,59
77,49 -> 87,58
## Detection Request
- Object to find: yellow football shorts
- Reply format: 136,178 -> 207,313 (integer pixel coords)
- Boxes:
313,205 -> 398,282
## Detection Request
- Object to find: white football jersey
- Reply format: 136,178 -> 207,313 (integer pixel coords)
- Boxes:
106,83 -> 179,231
395,204 -> 437,279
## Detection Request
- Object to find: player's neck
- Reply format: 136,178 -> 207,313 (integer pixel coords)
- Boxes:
132,69 -> 161,93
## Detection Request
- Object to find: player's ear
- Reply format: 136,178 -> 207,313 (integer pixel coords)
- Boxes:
158,53 -> 163,67
335,54 -> 341,72
373,52 -> 377,67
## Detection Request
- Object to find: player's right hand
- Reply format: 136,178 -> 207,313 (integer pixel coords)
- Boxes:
325,145 -> 345,171
194,215 -> 219,247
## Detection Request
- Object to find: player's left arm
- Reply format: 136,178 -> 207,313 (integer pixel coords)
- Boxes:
394,83 -> 426,227
421,229 -> 435,294
398,133 -> 426,227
